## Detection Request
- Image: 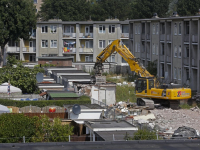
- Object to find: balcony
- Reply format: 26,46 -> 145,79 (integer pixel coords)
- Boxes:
167,34 -> 171,41
166,56 -> 171,63
63,47 -> 76,53
147,53 -> 150,60
30,32 -> 36,38
130,34 -> 133,39
79,33 -> 93,38
184,35 -> 189,42
23,47 -> 36,53
141,34 -> 145,40
63,33 -> 76,38
121,33 -> 129,38
183,57 -> 189,66
7,47 -> 20,53
159,55 -> 164,62
79,48 -> 93,53
141,52 -> 145,59
192,58 -> 197,67
192,35 -> 198,43
160,34 -> 165,41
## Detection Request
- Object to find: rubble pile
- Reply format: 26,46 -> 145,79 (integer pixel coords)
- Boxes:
151,107 -> 200,135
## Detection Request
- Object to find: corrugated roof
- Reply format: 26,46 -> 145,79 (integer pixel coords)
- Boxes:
49,92 -> 79,98
61,75 -> 91,79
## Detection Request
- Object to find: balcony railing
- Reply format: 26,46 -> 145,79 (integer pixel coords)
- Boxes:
23,47 -> 36,53
30,32 -> 36,38
79,48 -> 93,53
79,33 -> 93,38
7,47 -> 20,53
63,47 -> 76,53
146,34 -> 150,40
192,35 -> 198,43
167,34 -> 171,41
166,56 -> 171,63
192,58 -> 197,67
160,34 -> 165,41
121,33 -> 129,38
183,57 -> 189,66
63,33 -> 76,38
184,34 -> 189,42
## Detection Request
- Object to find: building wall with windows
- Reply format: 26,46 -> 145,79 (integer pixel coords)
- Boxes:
36,19 -> 129,65
129,15 -> 200,93
34,0 -> 43,13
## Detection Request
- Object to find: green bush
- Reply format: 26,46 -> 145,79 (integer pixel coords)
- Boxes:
179,104 -> 193,109
116,85 -> 136,103
0,96 -> 91,107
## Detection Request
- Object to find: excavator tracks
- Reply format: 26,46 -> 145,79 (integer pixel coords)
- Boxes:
137,98 -> 155,110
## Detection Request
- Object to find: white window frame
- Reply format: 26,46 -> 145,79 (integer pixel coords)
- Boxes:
174,67 -> 177,79
178,45 -> 181,58
41,25 -> 48,33
108,40 -> 114,45
152,24 -> 155,34
174,23 -> 177,35
174,46 -> 177,57
85,40 -> 93,48
41,40 -> 48,48
156,24 -> 159,34
135,25 -> 137,34
152,43 -> 155,54
50,40 -> 57,48
109,25 -> 115,33
179,23 -> 181,35
51,25 -> 57,33
85,56 -> 90,62
99,25 -> 105,33
99,40 -> 105,48
65,25 -> 74,33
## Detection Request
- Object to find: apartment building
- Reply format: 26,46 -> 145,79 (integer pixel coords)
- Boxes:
129,15 -> 200,92
36,19 -> 129,65
33,0 -> 43,13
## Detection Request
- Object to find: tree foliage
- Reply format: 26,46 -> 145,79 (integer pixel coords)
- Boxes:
177,0 -> 200,16
0,114 -> 73,143
146,60 -> 157,77
0,0 -> 36,65
0,56 -> 44,93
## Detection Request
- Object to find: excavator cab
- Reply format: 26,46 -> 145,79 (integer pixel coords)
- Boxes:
135,78 -> 155,94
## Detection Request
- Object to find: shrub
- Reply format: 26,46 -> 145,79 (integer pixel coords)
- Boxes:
133,129 -> 157,140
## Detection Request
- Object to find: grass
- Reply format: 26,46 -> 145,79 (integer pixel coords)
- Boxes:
179,103 -> 194,109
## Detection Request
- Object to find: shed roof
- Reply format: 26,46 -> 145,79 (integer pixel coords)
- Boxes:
52,70 -> 85,74
49,92 -> 79,98
61,75 -> 91,79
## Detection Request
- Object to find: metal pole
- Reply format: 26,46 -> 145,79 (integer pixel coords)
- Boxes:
113,134 -> 115,141
105,89 -> 106,106
69,135 -> 70,142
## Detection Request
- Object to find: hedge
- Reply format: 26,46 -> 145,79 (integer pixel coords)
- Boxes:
0,96 -> 91,107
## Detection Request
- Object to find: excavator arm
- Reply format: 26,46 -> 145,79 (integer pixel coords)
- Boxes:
94,39 -> 153,78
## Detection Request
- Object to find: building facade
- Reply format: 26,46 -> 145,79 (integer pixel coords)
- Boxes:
36,19 -> 129,65
129,15 -> 200,92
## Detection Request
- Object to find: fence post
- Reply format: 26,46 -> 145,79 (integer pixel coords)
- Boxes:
23,136 -> 25,143
69,135 -> 70,142
113,134 -> 115,141
156,130 -> 158,140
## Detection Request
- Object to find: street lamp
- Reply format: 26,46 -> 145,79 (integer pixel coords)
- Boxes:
100,87 -> 107,107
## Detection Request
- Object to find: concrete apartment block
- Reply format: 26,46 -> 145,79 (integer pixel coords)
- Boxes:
129,15 -> 200,93
36,19 -> 129,66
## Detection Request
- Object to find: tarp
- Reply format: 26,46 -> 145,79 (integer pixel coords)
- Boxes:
0,104 -> 10,114
0,82 -> 22,94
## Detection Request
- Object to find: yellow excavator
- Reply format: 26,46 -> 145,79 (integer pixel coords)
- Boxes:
94,39 -> 191,109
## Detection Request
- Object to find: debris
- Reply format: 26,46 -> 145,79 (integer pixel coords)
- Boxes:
172,126 -> 198,139
134,113 -> 156,121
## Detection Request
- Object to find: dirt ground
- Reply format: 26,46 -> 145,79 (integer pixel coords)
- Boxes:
150,107 -> 200,133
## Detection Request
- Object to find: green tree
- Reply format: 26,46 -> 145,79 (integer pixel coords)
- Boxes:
0,0 -> 36,66
146,60 -> 157,76
177,0 -> 200,16
0,56 -> 44,93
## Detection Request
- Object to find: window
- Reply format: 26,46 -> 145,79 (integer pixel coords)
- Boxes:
178,68 -> 181,79
8,40 -> 18,47
185,22 -> 189,34
64,25 -> 74,33
174,23 -> 177,35
41,40 -> 48,48
178,45 -> 181,58
135,25 -> 137,34
174,67 -> 177,79
156,24 -> 159,34
109,25 -> 115,33
50,40 -> 57,48
108,40 -> 114,45
179,23 -> 181,35
85,55 -> 93,62
34,0 -> 37,4
99,25 -> 105,33
122,25 -> 129,33
51,25 -> 57,33
174,46 -> 177,57
156,44 -> 158,55
137,43 -> 140,52
29,41 -> 33,47
41,26 -> 48,33
99,40 -> 105,48
152,24 -> 155,34
29,55 -> 36,62
85,25 -> 93,34
85,40 -> 93,48
135,43 -> 137,52
108,55 -> 115,62
186,69 -> 189,80
152,43 -> 155,54
138,25 -> 140,34
15,55 -> 19,60
186,47 -> 189,57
